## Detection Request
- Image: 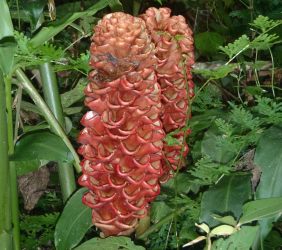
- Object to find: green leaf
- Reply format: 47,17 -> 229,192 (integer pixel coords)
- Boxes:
255,126 -> 282,198
250,15 -> 282,33
212,215 -> 237,226
0,231 -> 12,250
151,202 -> 172,224
239,197 -> 282,225
193,64 -> 236,80
21,0 -> 47,30
189,156 -> 230,186
30,0 -> 111,47
74,236 -> 145,250
195,32 -> 224,55
0,0 -> 16,75
109,0 -> 123,11
264,230 -> 282,250
196,223 -> 210,234
64,106 -> 83,115
200,174 -> 252,227
201,126 -> 236,164
219,35 -> 250,59
12,131 -> 73,163
23,124 -> 50,133
255,126 -> 282,237
163,172 -> 193,194
60,79 -> 87,108
245,86 -> 263,96
55,188 -> 92,250
21,101 -> 42,115
0,1 -> 14,38
15,159 -> 48,176
0,37 -> 17,75
212,226 -> 259,249
250,33 -> 281,50
210,225 -> 236,237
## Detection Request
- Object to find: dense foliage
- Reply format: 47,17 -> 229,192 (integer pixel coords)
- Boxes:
0,0 -> 282,249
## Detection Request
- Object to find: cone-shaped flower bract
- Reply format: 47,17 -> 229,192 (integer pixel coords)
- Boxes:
78,12 -> 164,236
141,8 -> 194,182
78,9 -> 194,236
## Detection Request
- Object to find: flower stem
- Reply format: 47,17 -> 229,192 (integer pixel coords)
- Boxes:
39,62 -> 76,201
5,76 -> 21,250
0,70 -> 12,249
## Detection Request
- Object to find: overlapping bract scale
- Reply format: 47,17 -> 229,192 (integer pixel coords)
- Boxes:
78,12 -> 164,236
78,9 -> 194,236
141,7 -> 194,182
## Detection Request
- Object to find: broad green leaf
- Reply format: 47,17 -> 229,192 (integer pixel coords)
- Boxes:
200,174 -> 251,227
30,0 -> 111,47
55,188 -> 92,250
74,236 -> 145,250
255,126 -> 282,237
255,127 -> 282,198
15,159 -> 48,176
195,32 -> 224,55
12,131 -> 73,163
0,0 -> 16,75
212,226 -> 259,249
239,197 -> 282,225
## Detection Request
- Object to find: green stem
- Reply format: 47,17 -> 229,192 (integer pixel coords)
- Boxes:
15,68 -> 81,173
39,62 -> 76,201
5,76 -> 20,250
0,71 -> 12,250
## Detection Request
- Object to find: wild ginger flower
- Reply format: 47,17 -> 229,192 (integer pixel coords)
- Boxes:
141,7 -> 194,182
78,12 -> 164,236
78,9 -> 194,236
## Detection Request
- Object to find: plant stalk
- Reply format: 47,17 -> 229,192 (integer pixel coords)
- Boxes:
0,71 -> 12,250
15,68 -> 81,173
5,76 -> 21,250
39,62 -> 76,201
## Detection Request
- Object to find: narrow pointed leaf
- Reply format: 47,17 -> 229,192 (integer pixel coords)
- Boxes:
55,188 -> 92,250
239,197 -> 282,225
